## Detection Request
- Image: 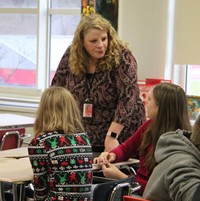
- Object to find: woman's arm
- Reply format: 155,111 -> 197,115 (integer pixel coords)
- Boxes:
51,47 -> 70,86
104,121 -> 124,151
112,49 -> 140,127
111,120 -> 152,162
105,49 -> 144,151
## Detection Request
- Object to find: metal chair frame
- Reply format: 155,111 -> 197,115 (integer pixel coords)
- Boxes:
109,182 -> 131,201
93,176 -> 135,201
0,131 -> 21,150
0,127 -> 31,150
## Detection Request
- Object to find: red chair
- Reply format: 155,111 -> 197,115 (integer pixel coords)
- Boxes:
0,127 -> 32,201
123,195 -> 151,201
0,127 -> 26,150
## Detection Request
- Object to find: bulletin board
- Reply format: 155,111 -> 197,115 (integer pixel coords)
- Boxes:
187,95 -> 200,121
81,0 -> 118,31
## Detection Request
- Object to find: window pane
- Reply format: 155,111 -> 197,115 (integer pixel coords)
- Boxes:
51,0 -> 81,8
0,0 -> 37,8
49,15 -> 80,83
0,14 -> 37,87
187,65 -> 200,95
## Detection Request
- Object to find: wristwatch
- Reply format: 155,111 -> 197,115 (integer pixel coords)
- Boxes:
107,131 -> 118,139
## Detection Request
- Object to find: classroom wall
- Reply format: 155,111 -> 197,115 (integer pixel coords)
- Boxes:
118,0 -> 169,81
173,0 -> 200,64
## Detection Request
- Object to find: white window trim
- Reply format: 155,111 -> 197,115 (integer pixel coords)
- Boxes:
0,1 -> 81,113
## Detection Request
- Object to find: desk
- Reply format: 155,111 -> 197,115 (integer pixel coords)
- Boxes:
0,147 -> 28,158
0,147 -> 139,201
0,113 -> 35,128
92,158 -> 139,171
0,147 -> 139,169
0,157 -> 33,182
92,158 -> 139,183
0,147 -> 32,201
0,157 -> 33,201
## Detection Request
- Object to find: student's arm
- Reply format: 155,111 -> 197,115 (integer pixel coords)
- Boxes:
28,139 -> 49,201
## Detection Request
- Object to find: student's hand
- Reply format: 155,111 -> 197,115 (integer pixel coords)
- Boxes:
104,135 -> 119,152
93,152 -> 116,165
102,162 -> 128,180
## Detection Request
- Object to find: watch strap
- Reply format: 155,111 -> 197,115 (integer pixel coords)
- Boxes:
107,131 -> 119,139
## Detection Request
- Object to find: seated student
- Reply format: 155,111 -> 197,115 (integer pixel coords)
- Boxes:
93,83 -> 191,195
143,115 -> 200,201
28,86 -> 93,201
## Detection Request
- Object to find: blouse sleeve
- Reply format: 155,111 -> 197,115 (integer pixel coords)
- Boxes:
28,138 -> 49,201
51,47 -> 71,87
113,48 -> 141,127
111,120 -> 152,162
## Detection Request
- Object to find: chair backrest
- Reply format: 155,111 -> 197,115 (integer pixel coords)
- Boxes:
0,127 -> 25,150
123,195 -> 151,201
93,176 -> 134,201
109,182 -> 131,201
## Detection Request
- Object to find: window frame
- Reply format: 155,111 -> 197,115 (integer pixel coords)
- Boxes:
0,1 -> 81,111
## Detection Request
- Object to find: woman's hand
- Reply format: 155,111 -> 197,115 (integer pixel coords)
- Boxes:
93,152 -> 116,165
102,162 -> 128,180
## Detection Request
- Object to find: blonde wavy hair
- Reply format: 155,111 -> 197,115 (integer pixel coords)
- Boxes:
34,86 -> 84,137
70,13 -> 127,75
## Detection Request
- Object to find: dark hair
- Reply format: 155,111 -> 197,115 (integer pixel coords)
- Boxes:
191,115 -> 200,150
140,83 -> 191,172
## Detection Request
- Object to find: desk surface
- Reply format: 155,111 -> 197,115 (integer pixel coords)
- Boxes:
0,147 -> 139,183
0,113 -> 35,128
92,158 -> 139,171
0,147 -> 139,168
0,147 -> 29,158
0,157 -> 33,183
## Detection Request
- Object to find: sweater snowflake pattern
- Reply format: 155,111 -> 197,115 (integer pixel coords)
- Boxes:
28,130 -> 93,201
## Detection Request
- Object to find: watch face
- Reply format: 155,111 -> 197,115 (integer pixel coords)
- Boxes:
110,132 -> 117,138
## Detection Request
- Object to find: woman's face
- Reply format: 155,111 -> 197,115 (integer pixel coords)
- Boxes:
83,28 -> 108,62
146,89 -> 158,120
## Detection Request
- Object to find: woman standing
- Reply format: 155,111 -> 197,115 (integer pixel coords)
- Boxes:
51,13 -> 145,154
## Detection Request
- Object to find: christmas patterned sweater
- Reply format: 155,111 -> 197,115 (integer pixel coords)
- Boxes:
28,130 -> 93,201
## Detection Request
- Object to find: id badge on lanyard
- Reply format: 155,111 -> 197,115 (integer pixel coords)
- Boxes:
83,99 -> 93,119
83,73 -> 95,119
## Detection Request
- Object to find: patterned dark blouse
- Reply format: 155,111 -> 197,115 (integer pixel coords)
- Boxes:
51,47 -> 145,147
28,131 -> 93,201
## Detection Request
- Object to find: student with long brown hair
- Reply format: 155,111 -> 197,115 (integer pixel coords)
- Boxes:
94,82 -> 191,195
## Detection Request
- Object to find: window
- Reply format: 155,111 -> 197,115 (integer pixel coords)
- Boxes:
49,0 -> 81,84
186,65 -> 200,95
0,1 -> 38,88
0,0 -> 81,99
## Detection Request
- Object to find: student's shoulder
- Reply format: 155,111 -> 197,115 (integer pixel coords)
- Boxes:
75,132 -> 90,140
141,119 -> 153,128
192,184 -> 200,201
74,132 -> 92,145
120,47 -> 135,57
